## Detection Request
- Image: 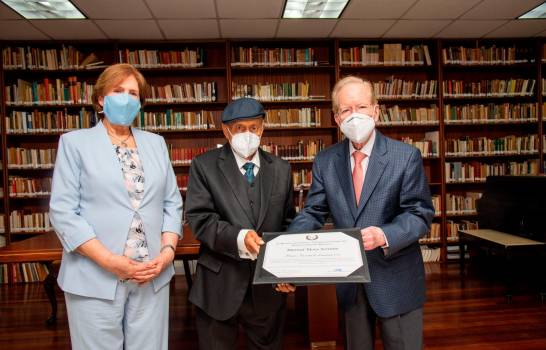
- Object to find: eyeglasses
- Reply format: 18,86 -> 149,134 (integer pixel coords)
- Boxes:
337,105 -> 374,119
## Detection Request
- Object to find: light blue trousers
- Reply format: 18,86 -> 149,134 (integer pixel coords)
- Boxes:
64,281 -> 169,350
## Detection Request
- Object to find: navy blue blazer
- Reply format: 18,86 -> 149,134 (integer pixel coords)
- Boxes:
289,132 -> 434,318
49,121 -> 183,300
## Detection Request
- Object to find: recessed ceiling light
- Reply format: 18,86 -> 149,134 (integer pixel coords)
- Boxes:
1,0 -> 86,19
518,1 -> 546,19
283,0 -> 350,19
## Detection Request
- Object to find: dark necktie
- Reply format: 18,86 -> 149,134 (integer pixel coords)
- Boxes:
243,162 -> 255,183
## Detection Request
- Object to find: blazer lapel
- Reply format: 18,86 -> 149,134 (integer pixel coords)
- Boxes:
92,122 -> 133,209
336,139 -> 357,220
256,150 -> 274,231
218,144 -> 255,226
356,132 -> 388,219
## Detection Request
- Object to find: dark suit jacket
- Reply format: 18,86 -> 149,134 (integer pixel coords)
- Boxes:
289,132 -> 434,318
186,144 -> 295,321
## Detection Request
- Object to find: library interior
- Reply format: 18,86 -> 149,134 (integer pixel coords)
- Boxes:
0,0 -> 546,349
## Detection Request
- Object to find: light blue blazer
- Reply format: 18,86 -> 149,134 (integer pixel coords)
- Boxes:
49,121 -> 183,300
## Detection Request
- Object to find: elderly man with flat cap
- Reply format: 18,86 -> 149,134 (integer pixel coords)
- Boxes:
185,97 -> 296,350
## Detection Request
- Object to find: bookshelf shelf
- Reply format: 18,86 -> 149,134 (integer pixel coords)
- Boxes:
443,63 -> 536,70
444,119 -> 538,126
9,194 -> 51,199
136,66 -> 226,72
340,64 -> 432,69
6,131 -> 74,136
443,95 -> 536,101
231,65 -> 335,71
377,122 -> 439,128
3,67 -> 105,74
5,103 -> 94,108
445,152 -> 539,159
144,101 -> 227,107
446,212 -> 478,217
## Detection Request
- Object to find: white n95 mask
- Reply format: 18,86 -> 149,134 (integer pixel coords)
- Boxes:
340,113 -> 375,144
230,131 -> 261,158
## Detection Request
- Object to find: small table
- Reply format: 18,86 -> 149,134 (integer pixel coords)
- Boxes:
458,229 -> 546,302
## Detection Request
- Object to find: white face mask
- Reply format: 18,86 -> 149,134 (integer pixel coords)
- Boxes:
339,113 -> 375,144
229,130 -> 261,158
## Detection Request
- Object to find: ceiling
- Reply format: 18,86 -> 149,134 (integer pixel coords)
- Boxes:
0,0 -> 545,40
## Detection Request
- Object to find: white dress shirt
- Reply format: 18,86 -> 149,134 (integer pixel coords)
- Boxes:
232,149 -> 261,260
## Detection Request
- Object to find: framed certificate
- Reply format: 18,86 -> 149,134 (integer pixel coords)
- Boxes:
252,228 -> 371,285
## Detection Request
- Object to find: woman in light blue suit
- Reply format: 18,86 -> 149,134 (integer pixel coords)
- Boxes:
49,64 -> 183,350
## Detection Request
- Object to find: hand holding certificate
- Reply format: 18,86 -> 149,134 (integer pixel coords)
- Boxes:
253,229 -> 371,285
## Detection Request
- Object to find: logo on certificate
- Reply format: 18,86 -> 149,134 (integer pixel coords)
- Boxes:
306,234 -> 319,241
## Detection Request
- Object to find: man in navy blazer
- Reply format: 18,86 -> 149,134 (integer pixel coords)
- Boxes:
289,76 -> 434,350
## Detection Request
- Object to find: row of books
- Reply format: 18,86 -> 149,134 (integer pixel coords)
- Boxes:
176,174 -> 189,191
0,216 -> 4,237
264,108 -> 322,128
373,79 -> 438,99
293,169 -> 312,188
8,176 -> 52,197
339,44 -> 432,66
5,78 -> 94,105
231,47 -> 317,66
444,135 -> 538,156
420,246 -> 441,262
444,103 -> 538,124
7,148 -> 57,169
168,146 -> 212,166
261,140 -> 324,161
446,220 -> 479,242
6,143 -> 323,169
2,46 -> 102,70
443,79 -> 536,97
1,262 -> 49,284
135,110 -> 216,131
419,223 -> 441,244
445,192 -> 482,215
378,105 -> 438,125
442,46 -> 533,65
445,160 -> 540,183
232,82 -> 316,101
9,210 -> 51,233
118,48 -> 204,68
400,131 -> 439,158
147,82 -> 217,103
6,109 -> 98,134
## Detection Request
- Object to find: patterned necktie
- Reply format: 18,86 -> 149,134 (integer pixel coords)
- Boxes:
243,162 -> 255,183
352,152 -> 366,205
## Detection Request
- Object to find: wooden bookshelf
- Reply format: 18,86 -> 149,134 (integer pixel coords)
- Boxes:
0,38 -> 546,282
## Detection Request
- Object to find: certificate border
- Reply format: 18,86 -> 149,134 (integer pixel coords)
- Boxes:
252,228 -> 371,285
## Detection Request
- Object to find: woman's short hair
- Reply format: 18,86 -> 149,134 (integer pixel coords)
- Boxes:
92,63 -> 148,113
331,76 -> 377,115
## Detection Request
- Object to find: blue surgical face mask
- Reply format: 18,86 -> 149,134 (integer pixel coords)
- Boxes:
103,93 -> 141,126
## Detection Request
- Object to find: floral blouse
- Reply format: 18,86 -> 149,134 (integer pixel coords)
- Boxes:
114,145 -> 149,262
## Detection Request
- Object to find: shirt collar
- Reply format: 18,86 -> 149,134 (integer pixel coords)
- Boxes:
232,146 -> 261,170
349,129 -> 376,158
